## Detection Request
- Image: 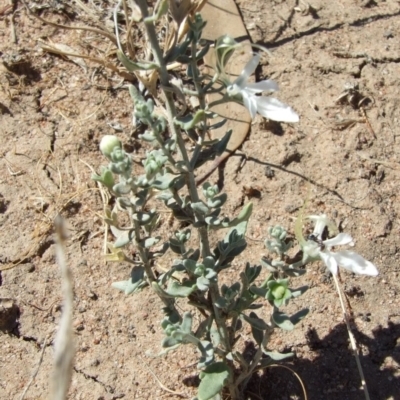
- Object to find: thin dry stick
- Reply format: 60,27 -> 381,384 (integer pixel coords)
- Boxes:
332,273 -> 370,400
19,0 -> 118,46
50,216 -> 75,400
251,363 -> 308,400
19,336 -> 49,400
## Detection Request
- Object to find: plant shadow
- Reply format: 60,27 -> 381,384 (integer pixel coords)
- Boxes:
245,321 -> 400,400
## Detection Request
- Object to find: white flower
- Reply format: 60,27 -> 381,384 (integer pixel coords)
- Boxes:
302,214 -> 378,276
226,53 -> 299,123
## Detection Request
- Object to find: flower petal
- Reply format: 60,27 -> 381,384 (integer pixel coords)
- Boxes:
320,251 -> 338,275
324,233 -> 353,247
333,250 -> 378,276
242,91 -> 257,119
245,80 -> 279,94
308,214 -> 330,238
256,97 -> 299,122
234,53 -> 260,89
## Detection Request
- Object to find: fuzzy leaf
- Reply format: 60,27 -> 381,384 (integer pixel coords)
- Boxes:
166,280 -> 196,297
198,362 -> 230,400
191,201 -> 210,215
291,286 -> 309,298
242,313 -> 269,330
117,50 -> 158,71
114,229 -> 135,248
263,351 -> 294,361
111,267 -> 145,294
139,236 -> 161,248
272,311 -> 294,331
197,340 -> 215,369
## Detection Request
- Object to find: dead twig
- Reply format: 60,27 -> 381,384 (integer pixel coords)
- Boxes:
50,216 -> 75,400
19,336 -> 49,400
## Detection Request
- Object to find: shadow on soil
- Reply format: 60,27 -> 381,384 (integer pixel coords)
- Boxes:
246,321 -> 400,400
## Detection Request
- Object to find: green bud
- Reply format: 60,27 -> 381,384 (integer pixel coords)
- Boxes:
100,135 -> 121,159
203,183 -> 219,200
266,279 -> 292,307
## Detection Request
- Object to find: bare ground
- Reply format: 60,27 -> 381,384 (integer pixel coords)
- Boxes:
0,0 -> 400,399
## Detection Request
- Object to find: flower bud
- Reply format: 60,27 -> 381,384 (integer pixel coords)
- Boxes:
99,135 -> 121,159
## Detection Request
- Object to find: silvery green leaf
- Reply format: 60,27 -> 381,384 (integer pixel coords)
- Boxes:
207,193 -> 227,208
203,256 -> 216,270
249,285 -> 268,298
151,282 -> 176,298
113,182 -> 132,195
249,311 -> 266,345
152,174 -> 180,190
210,326 -> 220,348
219,202 -> 253,230
214,297 -> 228,309
272,311 -> 294,331
205,216 -> 222,226
191,201 -> 210,215
241,313 -> 269,330
215,129 -> 232,155
175,110 -> 205,129
205,111 -> 220,119
260,257 -> 278,272
257,357 -> 276,370
139,236 -> 161,248
251,325 -> 263,346
198,362 -> 230,400
204,269 -> 217,280
157,191 -> 173,202
195,43 -> 210,60
139,131 -> 157,142
197,340 -> 215,369
263,351 -> 294,361
282,266 -> 307,277
117,197 -> 133,210
196,276 -> 210,291
164,137 -> 176,152
245,264 -> 262,284
183,259 -> 197,274
164,35 -> 191,63
207,118 -> 227,131
166,280 -> 196,297
133,211 -> 156,225
117,50 -> 158,71
111,266 -> 145,294
152,242 -> 169,258
161,337 -> 181,348
291,286 -> 309,298
91,168 -> 114,189
169,238 -> 184,254
181,312 -> 193,333
114,229 -> 135,248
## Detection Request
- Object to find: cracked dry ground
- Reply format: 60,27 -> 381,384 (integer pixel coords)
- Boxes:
1,0 -> 400,399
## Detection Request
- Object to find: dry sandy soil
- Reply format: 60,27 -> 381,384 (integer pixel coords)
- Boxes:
1,0 -> 400,399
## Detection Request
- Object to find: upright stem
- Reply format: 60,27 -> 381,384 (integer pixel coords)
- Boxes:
135,0 -> 211,257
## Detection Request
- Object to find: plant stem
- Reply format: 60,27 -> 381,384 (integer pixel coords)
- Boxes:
135,0 -> 211,257
237,327 -> 273,395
